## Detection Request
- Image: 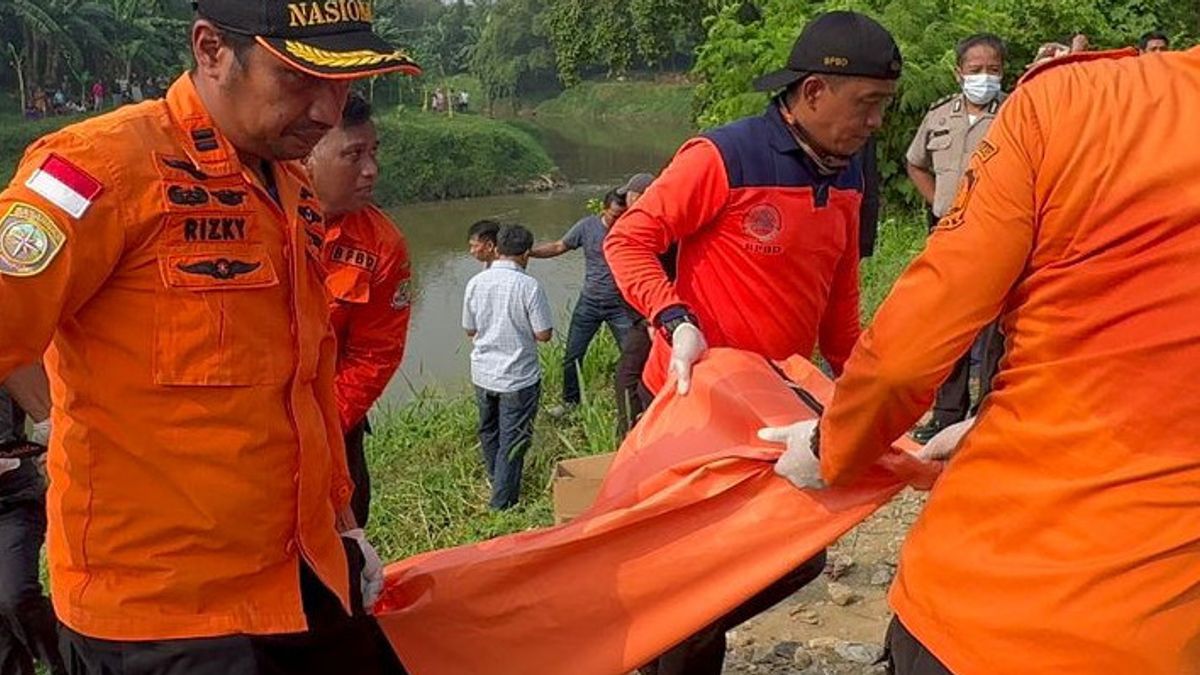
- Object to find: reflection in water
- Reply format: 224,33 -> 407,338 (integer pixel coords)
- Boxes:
381,118 -> 692,402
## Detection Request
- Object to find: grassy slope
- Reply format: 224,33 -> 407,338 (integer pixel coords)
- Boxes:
534,80 -> 695,121
366,214 -> 927,562
0,114 -> 92,185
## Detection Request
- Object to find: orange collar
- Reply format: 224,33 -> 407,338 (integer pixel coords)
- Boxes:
165,73 -> 243,179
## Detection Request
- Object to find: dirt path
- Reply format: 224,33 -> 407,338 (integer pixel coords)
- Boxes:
723,490 -> 926,674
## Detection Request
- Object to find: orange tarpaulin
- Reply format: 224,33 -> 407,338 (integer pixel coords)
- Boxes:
376,349 -> 937,675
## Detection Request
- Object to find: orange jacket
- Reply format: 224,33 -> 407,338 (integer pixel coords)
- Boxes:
604,107 -> 862,394
821,49 -> 1200,672
323,205 -> 412,431
0,74 -> 353,640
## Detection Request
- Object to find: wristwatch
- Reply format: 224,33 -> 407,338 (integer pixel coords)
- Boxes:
654,305 -> 700,344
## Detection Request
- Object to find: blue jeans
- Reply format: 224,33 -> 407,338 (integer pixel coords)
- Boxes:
563,294 -> 634,405
475,382 -> 541,510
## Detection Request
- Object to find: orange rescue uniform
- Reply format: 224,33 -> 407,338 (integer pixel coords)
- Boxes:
820,49 -> 1200,672
323,205 -> 412,431
0,74 -> 354,640
605,107 -> 863,395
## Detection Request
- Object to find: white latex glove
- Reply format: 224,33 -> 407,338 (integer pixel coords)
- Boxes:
342,528 -> 384,610
29,419 -> 51,446
0,458 -> 19,478
668,323 -> 707,395
759,420 -> 825,490
916,417 -> 975,462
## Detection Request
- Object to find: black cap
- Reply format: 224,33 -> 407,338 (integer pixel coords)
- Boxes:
753,11 -> 901,92
194,0 -> 422,79
617,173 -> 655,196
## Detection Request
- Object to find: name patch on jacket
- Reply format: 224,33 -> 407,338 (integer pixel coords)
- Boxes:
183,216 -> 248,242
329,244 -> 378,271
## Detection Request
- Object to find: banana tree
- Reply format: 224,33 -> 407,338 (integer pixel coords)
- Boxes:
6,41 -> 26,111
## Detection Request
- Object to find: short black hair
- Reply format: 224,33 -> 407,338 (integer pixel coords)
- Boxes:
603,189 -> 626,211
496,224 -> 534,257
1140,31 -> 1169,50
342,92 -> 372,128
468,219 -> 501,244
955,33 -> 1007,66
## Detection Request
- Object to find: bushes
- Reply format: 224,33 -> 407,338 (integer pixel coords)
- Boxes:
374,110 -> 557,204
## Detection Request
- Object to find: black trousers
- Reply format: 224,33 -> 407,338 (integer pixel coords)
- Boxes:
59,542 -> 408,675
475,383 -> 541,510
344,420 -> 371,528
885,617 -> 954,675
931,323 -> 1004,426
640,551 -> 827,675
615,321 -> 653,437
0,463 -> 66,675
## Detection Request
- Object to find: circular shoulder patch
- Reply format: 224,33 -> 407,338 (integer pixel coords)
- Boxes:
0,202 -> 67,277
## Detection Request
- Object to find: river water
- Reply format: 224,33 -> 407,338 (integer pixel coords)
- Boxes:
381,117 -> 692,401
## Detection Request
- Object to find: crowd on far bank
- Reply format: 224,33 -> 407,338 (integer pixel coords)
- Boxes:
21,75 -> 173,120
430,86 -> 470,113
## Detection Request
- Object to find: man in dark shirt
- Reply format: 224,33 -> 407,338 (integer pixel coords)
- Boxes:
0,384 -> 64,675
532,189 -> 634,412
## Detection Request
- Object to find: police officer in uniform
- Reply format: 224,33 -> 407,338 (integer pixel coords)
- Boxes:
905,33 -> 1008,443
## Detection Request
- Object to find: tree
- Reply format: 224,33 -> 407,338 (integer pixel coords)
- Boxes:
541,0 -> 708,85
0,0 -> 190,111
471,0 -> 557,110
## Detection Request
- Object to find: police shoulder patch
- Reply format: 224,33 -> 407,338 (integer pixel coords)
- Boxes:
927,93 -> 957,111
0,202 -> 67,277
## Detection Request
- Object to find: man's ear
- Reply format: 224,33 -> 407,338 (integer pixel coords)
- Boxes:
192,20 -> 226,78
800,76 -> 827,109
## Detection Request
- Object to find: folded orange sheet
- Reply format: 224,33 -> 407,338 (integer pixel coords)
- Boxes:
376,349 -> 936,675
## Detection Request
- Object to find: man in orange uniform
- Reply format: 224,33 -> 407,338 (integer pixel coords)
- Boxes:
0,1 -> 420,673
765,48 -> 1200,673
605,12 -> 898,401
309,92 -> 412,528
608,12 -> 901,675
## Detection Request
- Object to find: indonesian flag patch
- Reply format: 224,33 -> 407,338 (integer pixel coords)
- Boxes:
25,154 -> 104,219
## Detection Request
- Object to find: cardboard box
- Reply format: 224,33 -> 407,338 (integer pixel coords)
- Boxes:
551,452 -> 616,524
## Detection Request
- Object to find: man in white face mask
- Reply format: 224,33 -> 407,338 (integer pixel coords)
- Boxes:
904,32 -> 1007,444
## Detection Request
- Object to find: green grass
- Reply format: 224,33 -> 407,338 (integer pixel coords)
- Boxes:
534,80 -> 696,122
860,214 -> 928,320
0,113 -> 93,185
365,214 -> 928,561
